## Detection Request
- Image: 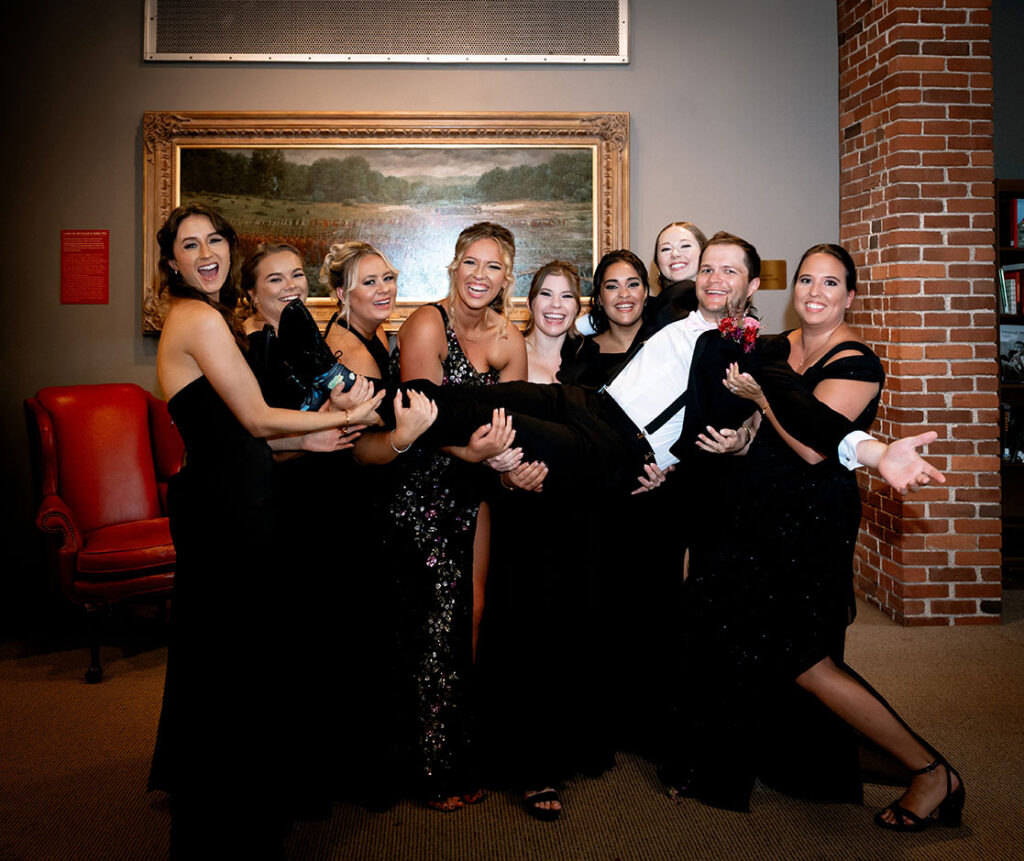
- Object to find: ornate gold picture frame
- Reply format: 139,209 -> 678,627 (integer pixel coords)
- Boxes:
142,111 -> 629,333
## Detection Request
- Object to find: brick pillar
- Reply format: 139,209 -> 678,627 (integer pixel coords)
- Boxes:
837,0 -> 1001,625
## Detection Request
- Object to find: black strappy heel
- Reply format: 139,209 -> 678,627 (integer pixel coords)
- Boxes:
874,758 -> 964,831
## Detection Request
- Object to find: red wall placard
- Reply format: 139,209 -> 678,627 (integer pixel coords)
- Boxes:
61,230 -> 109,304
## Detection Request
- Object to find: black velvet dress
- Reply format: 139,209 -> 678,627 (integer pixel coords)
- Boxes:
673,336 -> 889,811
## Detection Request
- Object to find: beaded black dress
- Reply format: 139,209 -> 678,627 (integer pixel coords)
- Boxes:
674,336 -> 888,811
388,303 -> 499,802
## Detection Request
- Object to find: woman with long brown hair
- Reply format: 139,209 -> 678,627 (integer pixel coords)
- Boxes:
148,207 -> 382,855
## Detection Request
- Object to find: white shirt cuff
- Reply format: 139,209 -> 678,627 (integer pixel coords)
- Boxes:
838,430 -> 873,470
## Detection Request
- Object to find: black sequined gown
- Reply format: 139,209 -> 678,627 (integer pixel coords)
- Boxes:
388,304 -> 499,801
675,336 -> 890,811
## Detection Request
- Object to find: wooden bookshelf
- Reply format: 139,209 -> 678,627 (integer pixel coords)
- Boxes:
997,179 -> 1024,581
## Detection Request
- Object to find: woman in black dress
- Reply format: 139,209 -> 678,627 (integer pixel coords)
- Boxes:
673,244 -> 964,831
387,222 -> 526,811
560,249 -> 649,387
559,250 -> 683,756
149,207 -> 383,856
478,261 -> 616,821
644,220 -> 707,326
322,241 -> 398,380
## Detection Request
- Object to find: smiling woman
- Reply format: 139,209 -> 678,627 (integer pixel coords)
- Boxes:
321,241 -> 400,379
148,205 -> 384,856
240,243 -> 310,333
560,249 -> 649,388
167,213 -> 233,297
386,222 -> 527,812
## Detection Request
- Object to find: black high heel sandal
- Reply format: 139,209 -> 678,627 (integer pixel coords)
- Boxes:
874,758 -> 964,831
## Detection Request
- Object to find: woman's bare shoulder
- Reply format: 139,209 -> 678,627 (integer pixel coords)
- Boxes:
501,316 -> 527,344
398,303 -> 446,346
164,298 -> 224,335
824,326 -> 873,365
326,326 -> 381,377
325,323 -> 359,355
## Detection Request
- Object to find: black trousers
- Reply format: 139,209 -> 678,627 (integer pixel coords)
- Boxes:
384,380 -> 652,494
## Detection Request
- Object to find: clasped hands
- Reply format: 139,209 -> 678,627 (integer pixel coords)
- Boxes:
480,414 -> 550,492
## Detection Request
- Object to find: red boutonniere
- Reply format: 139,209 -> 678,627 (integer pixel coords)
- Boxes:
718,315 -> 760,353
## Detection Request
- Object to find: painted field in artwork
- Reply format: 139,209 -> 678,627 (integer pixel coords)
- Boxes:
180,147 -> 596,299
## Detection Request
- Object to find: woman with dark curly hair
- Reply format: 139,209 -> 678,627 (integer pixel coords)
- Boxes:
560,249 -> 650,388
147,206 -> 382,856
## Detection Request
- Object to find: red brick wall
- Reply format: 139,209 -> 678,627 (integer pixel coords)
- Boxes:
836,0 -> 1001,625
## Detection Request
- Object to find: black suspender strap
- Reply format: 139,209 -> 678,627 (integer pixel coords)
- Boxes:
643,388 -> 689,436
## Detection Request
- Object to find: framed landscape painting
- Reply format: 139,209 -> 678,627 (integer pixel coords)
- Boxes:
142,111 -> 629,333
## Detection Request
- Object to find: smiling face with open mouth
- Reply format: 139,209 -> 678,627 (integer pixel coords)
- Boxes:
345,253 -> 397,336
793,252 -> 854,329
453,237 -> 508,311
170,214 -> 232,299
529,273 -> 579,338
249,250 -> 309,331
599,260 -> 647,330
656,224 -> 701,284
695,243 -> 759,321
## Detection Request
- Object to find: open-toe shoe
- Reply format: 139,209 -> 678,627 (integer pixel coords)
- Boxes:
874,758 -> 964,831
525,788 -> 562,822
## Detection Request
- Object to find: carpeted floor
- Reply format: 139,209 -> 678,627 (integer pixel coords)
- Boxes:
1,594 -> 1022,861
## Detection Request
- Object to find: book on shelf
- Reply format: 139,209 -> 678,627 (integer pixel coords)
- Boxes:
1000,263 -> 1024,314
1002,401 -> 1024,464
1001,323 -> 1024,383
1015,198 -> 1024,248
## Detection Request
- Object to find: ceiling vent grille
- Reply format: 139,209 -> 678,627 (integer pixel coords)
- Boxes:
145,0 -> 628,63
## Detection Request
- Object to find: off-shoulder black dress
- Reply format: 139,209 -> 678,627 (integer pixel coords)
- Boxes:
672,336 -> 891,811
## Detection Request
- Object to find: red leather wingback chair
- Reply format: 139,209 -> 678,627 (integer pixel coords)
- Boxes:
26,383 -> 185,682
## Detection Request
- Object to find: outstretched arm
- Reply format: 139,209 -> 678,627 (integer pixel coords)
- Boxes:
854,431 -> 945,494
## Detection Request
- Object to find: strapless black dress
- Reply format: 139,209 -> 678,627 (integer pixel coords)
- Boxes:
148,376 -> 288,851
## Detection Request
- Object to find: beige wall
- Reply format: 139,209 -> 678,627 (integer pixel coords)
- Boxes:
1,1 -> 839,587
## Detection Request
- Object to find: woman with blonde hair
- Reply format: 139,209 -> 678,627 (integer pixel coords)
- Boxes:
322,240 -> 400,379
388,222 -> 526,811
